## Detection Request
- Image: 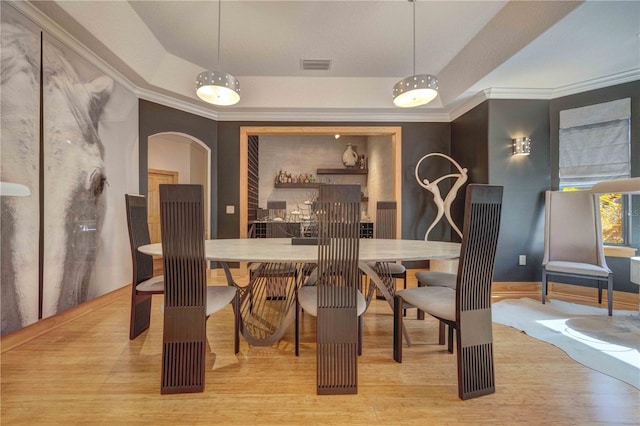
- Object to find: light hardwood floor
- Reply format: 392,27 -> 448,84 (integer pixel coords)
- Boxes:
1,271 -> 638,425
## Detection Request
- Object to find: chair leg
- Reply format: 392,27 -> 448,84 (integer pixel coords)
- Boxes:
358,315 -> 363,356
233,294 -> 240,354
438,321 -> 445,345
598,280 -> 603,305
447,325 -> 454,354
402,272 -> 408,317
295,296 -> 300,356
541,269 -> 547,304
417,279 -> 425,320
607,275 -> 613,316
393,295 -> 403,363
129,293 -> 152,340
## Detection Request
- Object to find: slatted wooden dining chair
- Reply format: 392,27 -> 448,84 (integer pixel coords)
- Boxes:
368,201 -> 407,313
159,184 -> 238,394
375,201 -> 406,286
394,184 -> 503,400
296,184 -> 366,394
125,194 -> 164,340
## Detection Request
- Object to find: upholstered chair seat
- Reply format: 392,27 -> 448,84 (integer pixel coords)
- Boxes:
398,286 -> 455,321
415,271 -> 457,289
544,260 -> 611,277
135,275 -> 164,293
206,286 -> 238,316
366,261 -> 406,275
298,286 -> 367,317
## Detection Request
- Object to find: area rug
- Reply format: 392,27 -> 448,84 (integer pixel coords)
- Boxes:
492,298 -> 639,389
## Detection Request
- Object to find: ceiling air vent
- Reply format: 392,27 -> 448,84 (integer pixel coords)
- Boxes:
301,59 -> 331,71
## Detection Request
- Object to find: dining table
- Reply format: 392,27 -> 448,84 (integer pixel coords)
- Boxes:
138,238 -> 460,394
139,237 -> 460,394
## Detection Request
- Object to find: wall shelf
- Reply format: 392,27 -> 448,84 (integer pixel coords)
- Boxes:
274,182 -> 320,189
316,168 -> 368,175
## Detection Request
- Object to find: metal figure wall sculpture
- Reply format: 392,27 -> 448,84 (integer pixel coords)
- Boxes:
415,153 -> 468,240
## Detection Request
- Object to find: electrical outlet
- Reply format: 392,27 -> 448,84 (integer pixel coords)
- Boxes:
519,255 -> 526,266
226,205 -> 235,214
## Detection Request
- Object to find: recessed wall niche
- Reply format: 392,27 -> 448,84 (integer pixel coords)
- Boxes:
239,126 -> 402,240
257,134 -> 393,219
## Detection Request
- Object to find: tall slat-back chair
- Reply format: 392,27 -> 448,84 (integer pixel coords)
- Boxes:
393,184 -> 503,400
125,194 -> 164,340
296,184 -> 364,395
542,190 -> 613,315
159,184 -> 238,394
370,201 -> 406,302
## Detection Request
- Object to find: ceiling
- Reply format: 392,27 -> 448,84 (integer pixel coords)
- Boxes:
24,0 -> 640,121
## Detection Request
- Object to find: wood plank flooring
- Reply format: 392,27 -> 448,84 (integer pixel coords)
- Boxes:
1,270 -> 638,425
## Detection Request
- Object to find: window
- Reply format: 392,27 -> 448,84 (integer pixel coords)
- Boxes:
559,98 -> 631,245
561,187 -> 625,244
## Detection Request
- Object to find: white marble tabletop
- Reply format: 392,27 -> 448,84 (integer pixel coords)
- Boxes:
139,238 -> 460,263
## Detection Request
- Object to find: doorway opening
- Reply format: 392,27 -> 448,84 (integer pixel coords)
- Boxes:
239,126 -> 402,238
148,132 -> 211,240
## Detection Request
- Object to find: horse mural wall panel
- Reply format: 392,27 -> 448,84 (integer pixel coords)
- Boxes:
1,3 -> 138,334
42,35 -> 113,317
1,6 -> 41,334
41,33 -> 141,318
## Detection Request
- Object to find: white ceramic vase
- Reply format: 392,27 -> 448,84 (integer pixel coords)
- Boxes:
342,144 -> 358,168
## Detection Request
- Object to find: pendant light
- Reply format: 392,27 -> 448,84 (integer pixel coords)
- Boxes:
392,0 -> 438,108
195,0 -> 240,106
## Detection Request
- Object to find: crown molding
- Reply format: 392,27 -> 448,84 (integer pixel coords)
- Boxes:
551,69 -> 640,99
447,91 -> 490,121
135,85 -> 451,122
484,87 -> 554,99
135,87 -> 220,120
9,1 -> 136,95
215,110 -> 450,123
448,69 -> 640,121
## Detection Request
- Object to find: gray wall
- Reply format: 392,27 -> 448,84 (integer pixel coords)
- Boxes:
451,101 -> 490,234
217,121 -> 451,244
449,99 -> 550,283
138,100 -> 218,239
487,99 -> 550,282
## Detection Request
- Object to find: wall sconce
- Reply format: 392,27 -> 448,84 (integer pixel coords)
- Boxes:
512,137 -> 531,156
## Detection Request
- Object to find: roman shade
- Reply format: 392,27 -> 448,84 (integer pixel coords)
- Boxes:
559,98 -> 631,187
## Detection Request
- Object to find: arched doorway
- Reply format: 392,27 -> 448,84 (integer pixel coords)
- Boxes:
148,132 -> 211,240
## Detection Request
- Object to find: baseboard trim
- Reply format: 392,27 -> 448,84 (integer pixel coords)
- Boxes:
491,282 -> 541,302
2,277 -> 638,354
549,282 -> 639,310
1,285 -> 130,354
491,281 -> 639,310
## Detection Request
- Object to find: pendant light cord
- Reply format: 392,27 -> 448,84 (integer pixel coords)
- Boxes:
217,0 -> 221,70
412,0 -> 416,76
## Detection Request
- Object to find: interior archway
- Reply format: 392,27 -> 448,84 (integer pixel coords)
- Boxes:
148,132 -> 211,238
